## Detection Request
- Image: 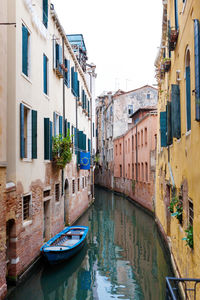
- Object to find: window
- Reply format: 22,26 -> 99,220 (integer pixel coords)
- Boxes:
23,194 -> 31,221
55,183 -> 60,201
82,177 -> 84,189
138,132 -> 140,147
138,163 -> 140,181
72,180 -> 75,194
77,178 -> 80,191
53,38 -> 63,78
145,162 -> 148,181
44,118 -> 52,160
43,0 -> 48,28
188,199 -> 193,226
22,24 -> 30,77
115,145 -> 118,156
142,163 -> 144,181
128,164 -> 130,179
120,143 -> 122,155
141,130 -> 143,147
132,164 -> 134,179
147,93 -> 150,99
128,104 -> 133,116
120,165 -> 122,177
43,189 -> 50,198
20,104 -> 37,159
132,135 -> 134,152
64,58 -> 70,88
43,54 -> 48,95
145,128 -> 147,145
53,112 -> 62,137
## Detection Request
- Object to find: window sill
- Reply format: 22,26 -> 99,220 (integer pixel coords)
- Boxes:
43,93 -> 50,100
23,220 -> 32,227
22,158 -> 32,163
185,130 -> 191,137
21,72 -> 32,84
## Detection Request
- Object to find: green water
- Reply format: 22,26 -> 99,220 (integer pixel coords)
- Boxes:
8,187 -> 173,300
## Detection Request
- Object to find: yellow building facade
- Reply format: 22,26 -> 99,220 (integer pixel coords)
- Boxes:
155,0 -> 200,286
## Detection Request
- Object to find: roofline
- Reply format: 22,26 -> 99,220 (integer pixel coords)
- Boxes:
50,6 -> 91,98
113,111 -> 158,141
113,85 -> 158,98
130,106 -> 157,118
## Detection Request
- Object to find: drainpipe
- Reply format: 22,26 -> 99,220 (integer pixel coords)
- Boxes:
136,124 -> 138,182
62,36 -> 66,223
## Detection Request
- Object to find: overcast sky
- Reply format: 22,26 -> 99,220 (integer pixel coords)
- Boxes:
52,0 -> 163,96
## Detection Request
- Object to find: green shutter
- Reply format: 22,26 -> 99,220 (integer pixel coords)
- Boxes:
43,0 -> 48,28
88,138 -> 91,152
59,115 -> 63,136
186,66 -> 191,131
67,122 -> 70,136
64,119 -> 67,137
22,25 -> 28,76
43,54 -> 47,94
167,102 -> 172,145
20,103 -> 25,158
160,111 -> 167,147
174,0 -> 179,30
50,121 -> 52,161
171,84 -> 181,139
194,19 -> 200,121
44,118 -> 50,160
71,67 -> 74,95
53,112 -> 56,137
67,60 -> 70,88
32,110 -> 37,159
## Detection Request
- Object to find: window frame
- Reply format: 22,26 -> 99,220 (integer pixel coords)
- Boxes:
22,193 -> 32,223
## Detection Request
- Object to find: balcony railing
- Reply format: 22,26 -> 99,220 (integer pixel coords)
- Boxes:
166,277 -> 200,300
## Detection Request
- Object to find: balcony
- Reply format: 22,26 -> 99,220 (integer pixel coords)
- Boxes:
168,28 -> 179,51
166,277 -> 200,300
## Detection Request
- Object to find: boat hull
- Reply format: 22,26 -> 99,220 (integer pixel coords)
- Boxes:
40,226 -> 88,264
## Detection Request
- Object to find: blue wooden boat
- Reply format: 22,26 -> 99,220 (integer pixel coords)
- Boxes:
40,226 -> 88,264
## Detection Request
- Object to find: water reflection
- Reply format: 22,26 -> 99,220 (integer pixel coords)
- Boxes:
8,187 -> 172,300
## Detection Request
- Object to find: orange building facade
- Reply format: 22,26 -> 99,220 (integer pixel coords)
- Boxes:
114,108 -> 157,212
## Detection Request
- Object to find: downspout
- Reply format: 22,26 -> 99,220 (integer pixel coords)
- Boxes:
62,36 -> 66,223
89,73 -> 94,200
136,124 -> 138,182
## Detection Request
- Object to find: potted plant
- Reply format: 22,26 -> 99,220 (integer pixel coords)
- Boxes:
182,224 -> 193,249
163,58 -> 171,72
52,134 -> 72,169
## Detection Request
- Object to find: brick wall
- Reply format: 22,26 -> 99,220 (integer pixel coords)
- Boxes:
0,167 -> 7,300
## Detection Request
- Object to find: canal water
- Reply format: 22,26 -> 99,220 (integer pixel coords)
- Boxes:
7,187 -> 173,300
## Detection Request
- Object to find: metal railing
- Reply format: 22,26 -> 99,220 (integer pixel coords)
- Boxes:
166,277 -> 200,300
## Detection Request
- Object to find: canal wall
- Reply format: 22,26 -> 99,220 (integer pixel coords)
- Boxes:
95,168 -> 155,212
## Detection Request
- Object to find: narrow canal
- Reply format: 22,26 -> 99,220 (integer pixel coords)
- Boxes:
8,187 -> 173,300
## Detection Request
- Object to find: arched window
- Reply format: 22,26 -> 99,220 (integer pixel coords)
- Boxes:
185,48 -> 191,132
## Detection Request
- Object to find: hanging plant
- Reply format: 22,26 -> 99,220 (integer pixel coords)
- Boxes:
52,134 -> 72,169
182,225 -> 193,249
169,195 -> 183,224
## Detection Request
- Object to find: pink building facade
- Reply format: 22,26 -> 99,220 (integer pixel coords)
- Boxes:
114,108 -> 157,212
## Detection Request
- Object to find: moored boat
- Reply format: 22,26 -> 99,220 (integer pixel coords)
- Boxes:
40,226 -> 88,264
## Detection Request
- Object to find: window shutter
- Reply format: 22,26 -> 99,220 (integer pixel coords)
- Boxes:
20,103 -> 25,158
44,118 -> 50,160
71,125 -> 74,144
43,0 -> 48,28
64,59 -> 67,86
74,72 -> 78,97
59,115 -> 63,136
64,119 -> 67,137
88,138 -> 91,152
83,133 -> 86,151
82,89 -> 84,107
32,110 -> 37,159
53,35 -> 56,70
67,60 -> 70,88
50,121 -> 52,161
67,122 -> 70,136
171,84 -> 181,139
166,102 -> 172,145
43,54 -> 47,94
174,0 -> 179,30
77,80 -> 80,99
88,100 -> 90,116
22,25 -> 28,76
186,66 -> 191,131
160,111 -> 167,147
53,112 -> 56,137
194,19 -> 200,121
71,67 -> 74,95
